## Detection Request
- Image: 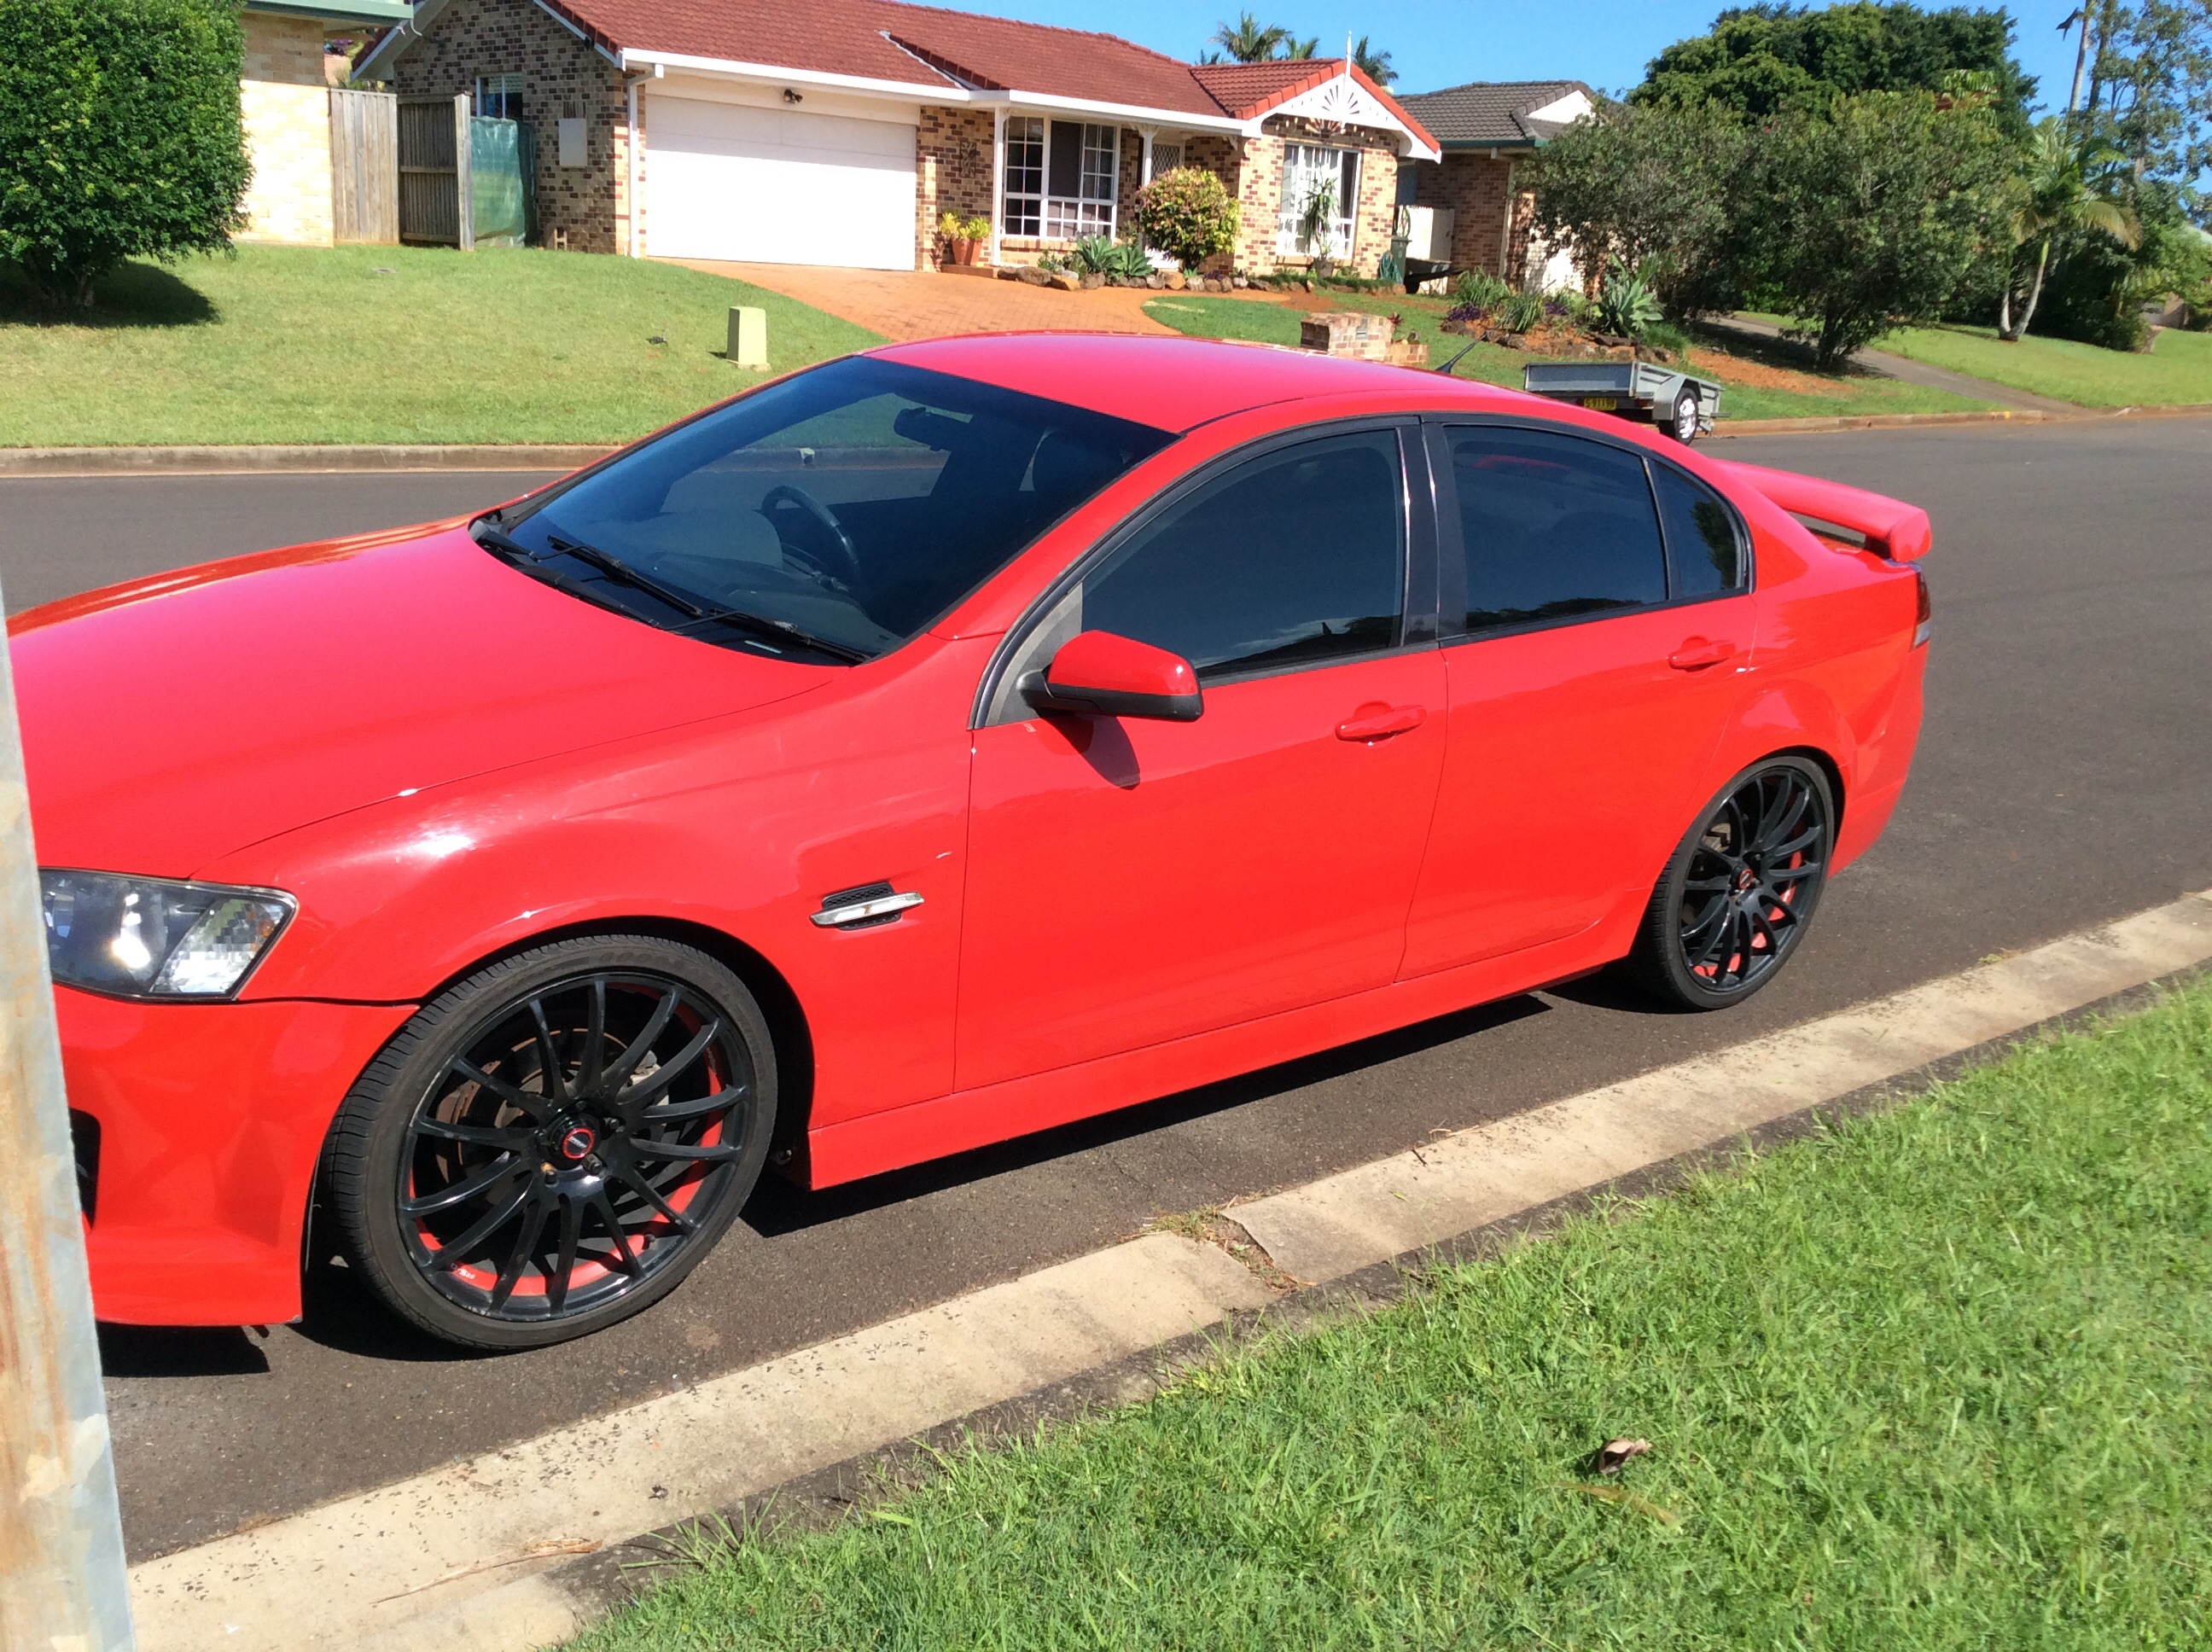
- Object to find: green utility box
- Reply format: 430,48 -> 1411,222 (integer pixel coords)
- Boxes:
727,305 -> 768,369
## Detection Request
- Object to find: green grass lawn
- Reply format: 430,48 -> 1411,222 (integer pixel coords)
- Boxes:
1874,322 -> 2212,408
578,980 -> 2212,1651
0,245 -> 882,446
1142,292 -> 1990,422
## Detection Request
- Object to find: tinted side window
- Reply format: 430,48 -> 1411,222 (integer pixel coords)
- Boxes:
1448,428 -> 1667,634
1651,464 -> 1744,597
1080,430 -> 1406,680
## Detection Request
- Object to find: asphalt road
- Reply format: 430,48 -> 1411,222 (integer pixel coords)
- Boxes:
7,417 -> 2209,1562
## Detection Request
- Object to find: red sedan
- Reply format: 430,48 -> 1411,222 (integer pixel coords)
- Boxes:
17,335 -> 1930,1348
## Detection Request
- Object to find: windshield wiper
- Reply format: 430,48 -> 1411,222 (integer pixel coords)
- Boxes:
474,518 -> 868,665
474,521 -> 654,622
542,532 -> 711,620
687,608 -> 870,664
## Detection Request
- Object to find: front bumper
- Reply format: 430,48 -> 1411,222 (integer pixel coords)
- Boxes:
58,986 -> 413,1326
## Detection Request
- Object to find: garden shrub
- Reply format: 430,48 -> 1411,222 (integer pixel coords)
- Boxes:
0,0 -> 250,305
1133,167 -> 1240,272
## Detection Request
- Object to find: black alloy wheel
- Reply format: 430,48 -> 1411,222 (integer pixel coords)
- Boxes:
326,937 -> 775,1349
1630,757 -> 1833,1009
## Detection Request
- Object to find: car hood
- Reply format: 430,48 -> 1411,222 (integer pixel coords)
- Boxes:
12,523 -> 831,877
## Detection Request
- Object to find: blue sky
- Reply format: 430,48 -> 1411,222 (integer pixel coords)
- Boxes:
963,1 -> 2093,113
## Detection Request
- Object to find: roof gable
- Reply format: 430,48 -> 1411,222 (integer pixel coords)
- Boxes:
1194,58 -> 1438,159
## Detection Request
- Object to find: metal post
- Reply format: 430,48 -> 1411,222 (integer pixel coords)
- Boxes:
0,573 -> 135,1651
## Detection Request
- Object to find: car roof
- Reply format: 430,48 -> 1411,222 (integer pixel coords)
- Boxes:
870,331 -> 1519,432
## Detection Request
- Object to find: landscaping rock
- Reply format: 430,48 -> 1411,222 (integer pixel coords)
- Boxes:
1147,273 -> 1165,289
1080,273 -> 1104,289
1166,271 -> 1186,291
1231,275 -> 1249,288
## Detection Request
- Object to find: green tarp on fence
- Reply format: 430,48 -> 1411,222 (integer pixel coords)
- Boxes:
469,117 -> 534,248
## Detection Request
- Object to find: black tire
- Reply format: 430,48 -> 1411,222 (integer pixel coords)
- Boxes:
323,935 -> 775,1350
1668,388 -> 1701,444
1629,757 -> 1834,1011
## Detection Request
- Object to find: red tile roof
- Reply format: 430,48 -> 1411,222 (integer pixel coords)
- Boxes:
531,0 -> 1435,142
882,2 -> 1227,116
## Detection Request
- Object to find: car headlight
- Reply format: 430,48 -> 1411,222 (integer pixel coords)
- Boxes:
39,870 -> 294,1000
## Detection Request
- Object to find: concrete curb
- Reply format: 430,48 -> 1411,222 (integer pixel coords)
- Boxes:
0,445 -> 611,478
125,889 -> 2212,1652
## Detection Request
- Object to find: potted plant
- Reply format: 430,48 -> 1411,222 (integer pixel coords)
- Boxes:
939,212 -> 990,266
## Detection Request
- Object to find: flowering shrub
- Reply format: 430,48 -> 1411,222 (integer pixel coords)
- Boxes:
1132,168 -> 1240,271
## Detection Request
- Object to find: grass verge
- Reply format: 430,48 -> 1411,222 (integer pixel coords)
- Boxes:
578,980 -> 2212,1650
1141,291 -> 1992,421
1875,323 -> 2212,408
0,245 -> 882,446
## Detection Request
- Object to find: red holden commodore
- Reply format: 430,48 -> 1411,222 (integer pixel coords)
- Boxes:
16,334 -> 1930,1348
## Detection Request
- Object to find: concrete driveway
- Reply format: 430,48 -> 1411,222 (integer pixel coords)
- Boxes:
663,259 -> 1190,340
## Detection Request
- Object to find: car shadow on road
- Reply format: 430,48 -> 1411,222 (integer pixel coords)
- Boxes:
97,1323 -> 272,1378
740,991 -> 1556,1238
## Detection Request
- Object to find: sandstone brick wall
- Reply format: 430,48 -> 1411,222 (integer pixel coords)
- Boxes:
238,14 -> 335,245
1410,152 -> 1517,277
389,0 -> 627,253
917,105 -> 993,270
1180,131 -> 1245,276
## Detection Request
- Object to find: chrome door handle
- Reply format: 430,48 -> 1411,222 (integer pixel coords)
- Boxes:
812,888 -> 923,928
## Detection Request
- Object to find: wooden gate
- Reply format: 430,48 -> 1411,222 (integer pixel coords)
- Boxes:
398,94 -> 474,249
329,88 -> 398,244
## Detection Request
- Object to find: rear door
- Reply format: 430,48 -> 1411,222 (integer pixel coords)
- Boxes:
1400,421 -> 1757,976
956,424 -> 1448,1090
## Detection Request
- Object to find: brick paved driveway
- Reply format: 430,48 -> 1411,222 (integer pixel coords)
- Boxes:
666,259 -> 1269,342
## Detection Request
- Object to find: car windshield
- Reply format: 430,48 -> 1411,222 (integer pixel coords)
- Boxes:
486,357 -> 1173,663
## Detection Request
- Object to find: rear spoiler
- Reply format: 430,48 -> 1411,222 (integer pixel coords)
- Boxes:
1714,460 -> 1931,562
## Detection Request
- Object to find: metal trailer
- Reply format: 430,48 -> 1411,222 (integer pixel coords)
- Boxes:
1520,359 -> 1722,443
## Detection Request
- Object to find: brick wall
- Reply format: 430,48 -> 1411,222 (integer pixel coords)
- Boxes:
1410,152 -> 1518,277
917,105 -> 993,270
1180,131 -> 1244,276
389,0 -> 627,253
238,15 -> 334,245
1237,119 -> 1401,278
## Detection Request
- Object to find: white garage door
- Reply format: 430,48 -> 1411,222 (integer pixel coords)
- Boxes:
644,96 -> 917,270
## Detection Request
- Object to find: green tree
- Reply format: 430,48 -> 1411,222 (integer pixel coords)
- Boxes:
1637,3 -> 2038,135
1207,13 -> 1289,63
2076,0 -> 2210,190
1519,99 -> 1752,318
1738,90 -> 2015,366
0,0 -> 249,306
1285,36 -> 1318,60
1353,36 -> 1397,86
1998,118 -> 2141,338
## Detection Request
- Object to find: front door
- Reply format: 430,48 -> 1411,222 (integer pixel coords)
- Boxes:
958,427 -> 1447,1091
1400,422 -> 1759,976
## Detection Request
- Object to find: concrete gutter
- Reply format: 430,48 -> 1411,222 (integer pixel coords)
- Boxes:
125,888 -> 2212,1652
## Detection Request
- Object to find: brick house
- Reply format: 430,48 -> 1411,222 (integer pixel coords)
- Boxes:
353,0 -> 1437,274
238,0 -> 412,244
1395,79 -> 1594,287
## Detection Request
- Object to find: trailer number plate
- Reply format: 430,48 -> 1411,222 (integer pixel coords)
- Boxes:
1582,396 -> 1619,410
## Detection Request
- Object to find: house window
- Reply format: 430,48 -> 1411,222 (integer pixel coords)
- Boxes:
1278,143 -> 1359,259
476,73 -> 523,120
1148,140 -> 1184,182
1004,117 -> 1118,241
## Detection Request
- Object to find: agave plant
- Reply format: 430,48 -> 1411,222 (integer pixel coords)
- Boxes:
1598,262 -> 1662,339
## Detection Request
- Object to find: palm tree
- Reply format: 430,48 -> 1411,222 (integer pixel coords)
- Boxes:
1999,119 -> 2139,340
1353,35 -> 1395,85
1209,13 -> 1289,64
1285,36 -> 1318,60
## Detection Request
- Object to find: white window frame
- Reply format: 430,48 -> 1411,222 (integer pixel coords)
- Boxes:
1277,143 -> 1359,259
475,72 -> 523,120
1003,117 -> 1119,241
